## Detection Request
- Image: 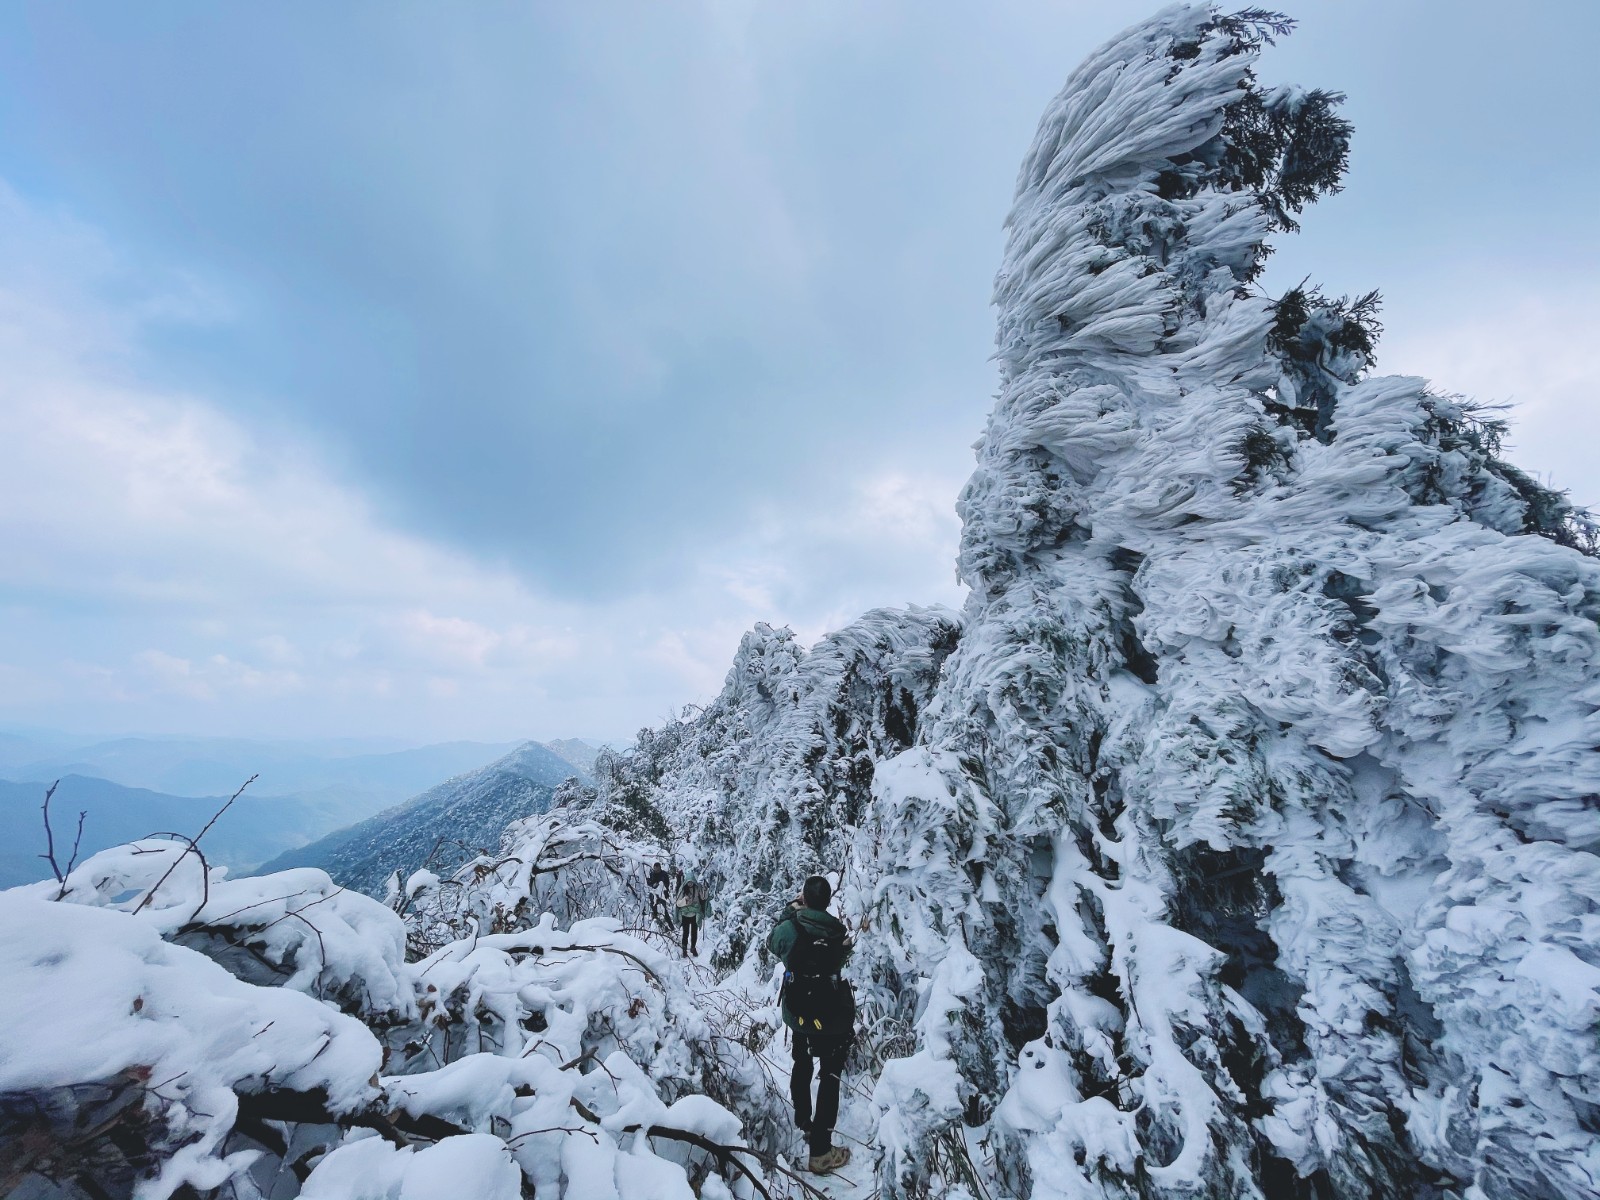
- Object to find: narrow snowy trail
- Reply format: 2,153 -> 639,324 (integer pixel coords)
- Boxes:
678,916 -> 881,1200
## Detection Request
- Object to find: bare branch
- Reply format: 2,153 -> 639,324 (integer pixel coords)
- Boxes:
137,832 -> 212,922
132,775 -> 257,916
567,1097 -> 828,1200
39,780 -> 63,886
65,811 -> 88,877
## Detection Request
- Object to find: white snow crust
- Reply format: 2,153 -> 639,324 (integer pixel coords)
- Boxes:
3,822 -> 773,1199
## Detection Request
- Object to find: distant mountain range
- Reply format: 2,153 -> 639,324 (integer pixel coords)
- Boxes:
0,731 -> 522,801
0,775 -> 389,890
0,732 -> 604,892
254,741 -> 594,897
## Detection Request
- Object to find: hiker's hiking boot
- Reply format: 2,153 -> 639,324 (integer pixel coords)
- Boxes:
808,1146 -> 851,1174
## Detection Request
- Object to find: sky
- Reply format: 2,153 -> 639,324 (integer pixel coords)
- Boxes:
0,0 -> 1595,744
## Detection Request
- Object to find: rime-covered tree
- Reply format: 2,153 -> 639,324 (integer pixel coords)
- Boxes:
850,6 -> 1600,1200
615,608 -> 962,967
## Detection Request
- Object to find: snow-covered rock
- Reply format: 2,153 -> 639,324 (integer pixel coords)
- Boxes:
0,892 -> 384,1199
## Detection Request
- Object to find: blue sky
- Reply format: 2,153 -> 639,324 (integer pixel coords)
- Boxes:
0,1 -> 1595,742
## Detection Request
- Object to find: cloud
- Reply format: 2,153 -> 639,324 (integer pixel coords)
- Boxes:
380,610 -> 581,675
0,1 -> 1031,599
133,650 -> 303,702
1379,278 -> 1600,508
4,0 -> 1593,744
0,178 -> 968,741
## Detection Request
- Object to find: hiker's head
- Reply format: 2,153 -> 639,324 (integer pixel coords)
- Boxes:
801,875 -> 832,910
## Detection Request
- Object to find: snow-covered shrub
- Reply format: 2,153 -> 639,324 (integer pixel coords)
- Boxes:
396,808 -> 809,1158
397,810 -> 656,958
2,827 -> 787,1199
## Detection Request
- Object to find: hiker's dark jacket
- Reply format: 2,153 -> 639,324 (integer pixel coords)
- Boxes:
769,906 -> 854,1035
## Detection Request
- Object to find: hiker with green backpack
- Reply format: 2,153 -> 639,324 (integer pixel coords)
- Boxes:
675,868 -> 710,957
768,874 -> 856,1175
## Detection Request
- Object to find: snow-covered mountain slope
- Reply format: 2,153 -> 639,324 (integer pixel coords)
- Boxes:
578,607 -> 960,963
578,8 -> 1600,1200
543,737 -> 607,776
257,741 -> 589,898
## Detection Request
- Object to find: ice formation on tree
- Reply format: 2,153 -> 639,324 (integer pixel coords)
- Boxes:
892,6 -> 1599,1198
590,6 -> 1600,1198
582,608 -> 961,965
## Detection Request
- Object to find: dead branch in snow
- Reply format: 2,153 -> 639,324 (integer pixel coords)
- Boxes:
38,780 -> 63,887
566,1097 -> 830,1200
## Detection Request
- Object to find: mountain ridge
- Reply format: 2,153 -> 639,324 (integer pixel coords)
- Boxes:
1,734 -> 522,800
255,740 -> 593,897
0,774 -> 384,889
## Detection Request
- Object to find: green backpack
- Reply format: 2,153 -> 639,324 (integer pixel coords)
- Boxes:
779,915 -> 856,1036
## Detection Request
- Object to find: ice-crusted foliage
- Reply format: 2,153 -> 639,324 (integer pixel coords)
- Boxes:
2,829 -> 786,1199
396,810 -> 648,958
845,748 -> 1009,1198
840,5 -> 1600,1200
587,606 -> 961,967
544,13 -> 1600,1196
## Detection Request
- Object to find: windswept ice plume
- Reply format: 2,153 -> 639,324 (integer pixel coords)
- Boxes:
600,6 -> 1600,1199
861,6 -> 1600,1199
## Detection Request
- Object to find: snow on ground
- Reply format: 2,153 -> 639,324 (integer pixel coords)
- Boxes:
2,818 -> 788,1200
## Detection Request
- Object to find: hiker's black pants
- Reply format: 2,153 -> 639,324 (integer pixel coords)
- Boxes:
791,1029 -> 850,1157
680,914 -> 699,956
